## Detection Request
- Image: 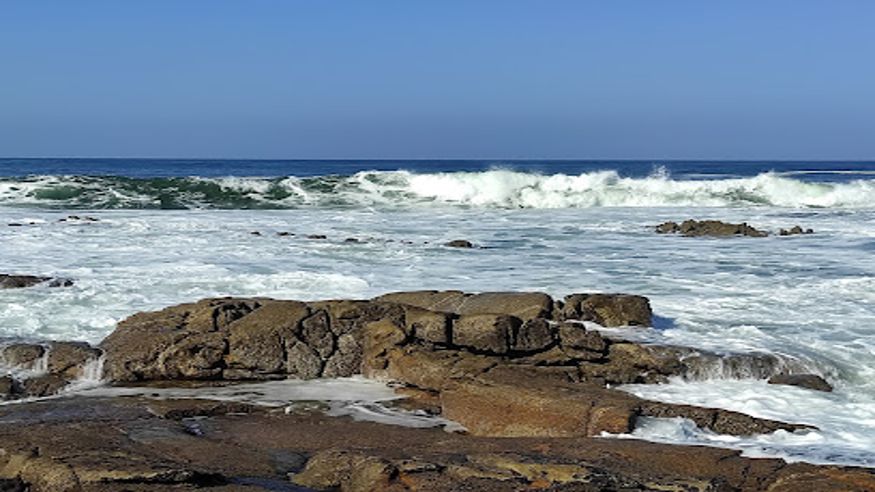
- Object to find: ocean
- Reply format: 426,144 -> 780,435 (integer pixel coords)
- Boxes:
2,158 -> 875,466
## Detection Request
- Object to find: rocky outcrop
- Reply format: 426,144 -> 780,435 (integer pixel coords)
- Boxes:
96,291 -> 819,440
100,291 -> 649,382
0,396 -> 870,492
0,275 -> 73,289
656,220 -> 769,237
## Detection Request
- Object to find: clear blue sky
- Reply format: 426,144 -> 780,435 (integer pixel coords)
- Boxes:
2,1 -> 873,160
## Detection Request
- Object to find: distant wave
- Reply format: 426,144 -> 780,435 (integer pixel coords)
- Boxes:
1,170 -> 874,209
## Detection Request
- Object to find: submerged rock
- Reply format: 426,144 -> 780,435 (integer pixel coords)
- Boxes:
656,219 -> 769,237
0,275 -> 73,289
779,225 -> 815,236
444,239 -> 474,248
768,373 -> 833,392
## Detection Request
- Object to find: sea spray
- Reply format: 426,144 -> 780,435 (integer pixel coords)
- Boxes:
2,170 -> 875,209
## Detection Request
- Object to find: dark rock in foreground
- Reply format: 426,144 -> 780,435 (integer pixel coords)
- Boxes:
0,396 -> 871,492
769,373 -> 833,392
0,274 -> 74,289
656,220 -> 769,237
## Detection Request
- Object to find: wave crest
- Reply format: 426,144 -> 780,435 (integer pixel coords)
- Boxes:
0,170 -> 873,209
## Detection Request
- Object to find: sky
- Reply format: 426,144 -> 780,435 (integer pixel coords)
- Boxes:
1,1 -> 874,160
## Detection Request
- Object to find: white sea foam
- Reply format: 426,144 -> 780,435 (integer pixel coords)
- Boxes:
1,170 -> 875,208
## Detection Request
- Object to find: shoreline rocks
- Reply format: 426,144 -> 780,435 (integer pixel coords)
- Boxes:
0,290 -> 866,490
0,396 -> 871,492
95,291 -> 822,440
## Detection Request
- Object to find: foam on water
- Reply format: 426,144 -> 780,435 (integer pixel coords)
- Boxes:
75,377 -> 456,429
618,379 -> 875,467
2,170 -> 875,209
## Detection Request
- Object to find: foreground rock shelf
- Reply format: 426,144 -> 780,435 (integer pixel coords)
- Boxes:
0,290 -> 868,490
0,395 -> 870,492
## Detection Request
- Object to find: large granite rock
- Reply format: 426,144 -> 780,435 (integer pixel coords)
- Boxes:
95,291 -> 816,440
100,291 -> 647,382
0,396 -> 869,492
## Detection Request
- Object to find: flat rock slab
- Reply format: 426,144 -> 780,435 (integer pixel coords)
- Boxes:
0,396 -> 870,492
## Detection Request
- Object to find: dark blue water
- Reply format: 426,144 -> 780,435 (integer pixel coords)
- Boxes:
2,158 -> 875,181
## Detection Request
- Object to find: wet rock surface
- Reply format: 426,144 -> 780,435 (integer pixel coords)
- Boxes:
0,342 -> 103,400
656,220 -> 769,237
0,396 -> 871,492
768,373 -> 833,392
0,274 -> 73,289
444,239 -> 475,248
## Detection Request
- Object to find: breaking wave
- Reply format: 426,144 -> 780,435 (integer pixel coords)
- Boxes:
1,169 -> 874,209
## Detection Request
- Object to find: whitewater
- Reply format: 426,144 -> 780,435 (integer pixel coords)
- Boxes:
2,168 -> 875,209
2,161 -> 875,467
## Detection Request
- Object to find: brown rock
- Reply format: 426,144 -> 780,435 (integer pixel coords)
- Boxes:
440,380 -> 638,437
510,318 -> 555,352
20,374 -> 69,397
452,314 -> 518,354
444,239 -> 474,248
292,450 -> 397,492
656,219 -> 769,238
563,293 -> 652,327
323,333 -> 363,378
2,344 -> 46,368
159,332 -> 227,379
299,310 -> 335,358
225,301 -> 309,375
285,341 -> 323,379
373,290 -> 467,314
376,291 -> 552,322
405,306 -> 450,344
779,225 -> 814,236
768,373 -> 833,392
0,376 -> 18,400
0,275 -> 73,289
360,318 -> 408,379
384,347 -> 497,392
639,401 -> 811,435
558,323 -> 608,352
47,342 -> 102,379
